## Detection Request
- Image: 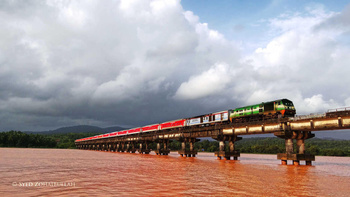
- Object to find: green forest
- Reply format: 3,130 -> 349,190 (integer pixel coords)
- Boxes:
1,131 -> 350,156
0,131 -> 99,149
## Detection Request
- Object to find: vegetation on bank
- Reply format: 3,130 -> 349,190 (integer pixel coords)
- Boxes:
0,131 -> 101,149
1,131 -> 350,156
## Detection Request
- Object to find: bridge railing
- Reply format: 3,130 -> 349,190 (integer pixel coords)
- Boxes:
289,113 -> 326,121
327,107 -> 350,112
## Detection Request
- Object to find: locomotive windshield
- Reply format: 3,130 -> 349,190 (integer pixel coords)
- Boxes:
282,99 -> 294,106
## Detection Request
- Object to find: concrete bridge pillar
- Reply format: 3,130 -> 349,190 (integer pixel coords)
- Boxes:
219,141 -> 224,151
155,140 -> 170,155
164,140 -> 168,151
117,142 -> 122,152
110,143 -> 115,152
125,142 -> 136,153
276,131 -> 315,166
214,135 -> 241,160
285,139 -> 294,154
178,138 -> 198,157
296,139 -> 305,154
126,143 -> 130,152
189,141 -> 194,152
138,141 -> 150,154
181,141 -> 186,151
121,142 -> 125,152
131,142 -> 136,153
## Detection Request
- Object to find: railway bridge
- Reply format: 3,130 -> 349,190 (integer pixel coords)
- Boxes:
75,108 -> 350,166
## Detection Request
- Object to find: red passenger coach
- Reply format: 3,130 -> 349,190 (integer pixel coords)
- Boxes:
110,132 -> 118,137
118,130 -> 128,136
142,124 -> 160,132
160,119 -> 186,130
128,128 -> 141,134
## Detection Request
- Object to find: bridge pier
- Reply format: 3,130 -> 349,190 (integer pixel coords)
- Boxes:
117,142 -> 125,152
110,143 -> 115,152
132,142 -> 137,153
138,141 -> 151,154
102,144 -> 106,151
214,135 -> 241,160
276,131 -> 315,165
126,142 -> 137,153
126,143 -> 131,152
155,140 -> 170,155
104,143 -> 108,151
178,138 -> 198,157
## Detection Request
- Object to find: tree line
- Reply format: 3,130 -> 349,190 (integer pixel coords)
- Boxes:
1,131 -> 350,156
0,131 -> 100,149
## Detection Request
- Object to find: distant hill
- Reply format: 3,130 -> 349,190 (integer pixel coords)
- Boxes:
102,126 -> 128,133
25,125 -> 127,135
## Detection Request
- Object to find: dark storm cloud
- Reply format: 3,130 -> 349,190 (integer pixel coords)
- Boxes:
0,0 -> 242,131
0,0 -> 350,131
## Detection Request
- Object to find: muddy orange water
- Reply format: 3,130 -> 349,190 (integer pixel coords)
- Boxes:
0,148 -> 349,196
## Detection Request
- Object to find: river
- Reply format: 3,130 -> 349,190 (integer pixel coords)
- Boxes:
1,148 -> 349,196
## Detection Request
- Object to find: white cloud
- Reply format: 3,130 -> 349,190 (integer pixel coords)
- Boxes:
174,63 -> 232,100
0,0 -> 350,131
243,6 -> 350,113
0,0 -> 241,130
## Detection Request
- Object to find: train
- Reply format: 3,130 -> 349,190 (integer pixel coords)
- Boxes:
75,98 -> 296,142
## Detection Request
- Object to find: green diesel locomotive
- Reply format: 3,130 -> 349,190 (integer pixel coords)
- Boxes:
229,99 -> 296,122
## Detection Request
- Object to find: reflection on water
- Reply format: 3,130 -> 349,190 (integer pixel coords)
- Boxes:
0,148 -> 349,196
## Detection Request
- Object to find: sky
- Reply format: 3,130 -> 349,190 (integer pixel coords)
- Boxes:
1,0 -> 350,131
